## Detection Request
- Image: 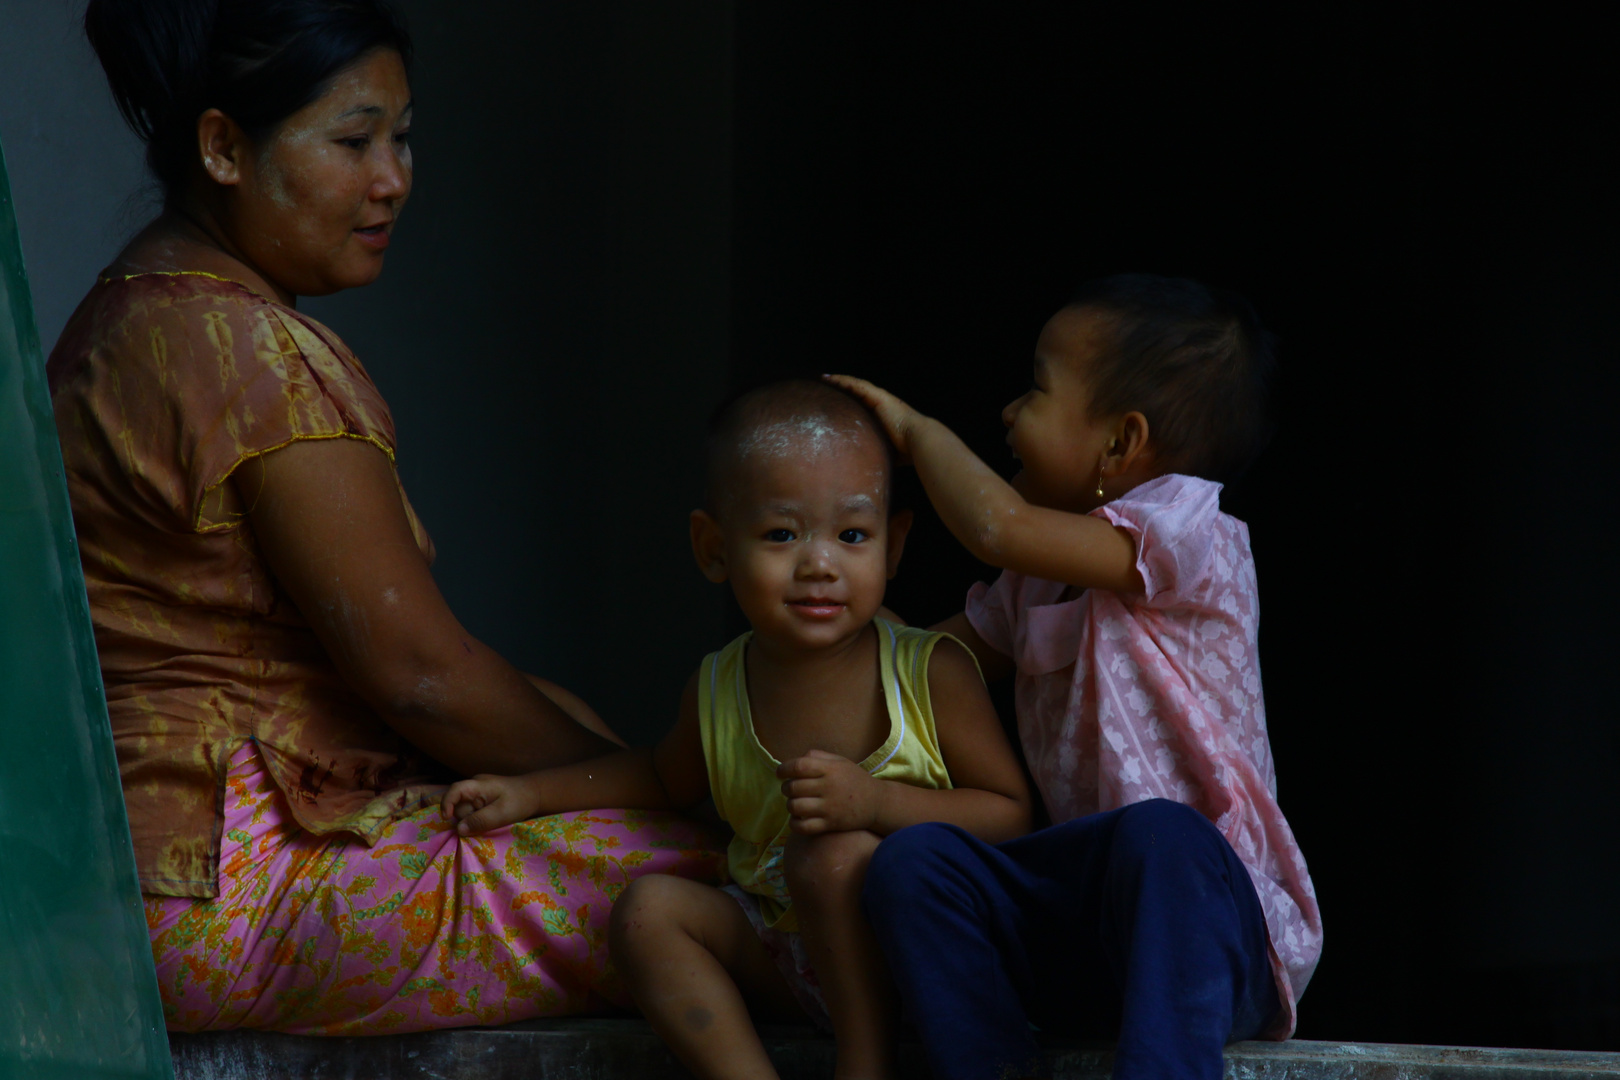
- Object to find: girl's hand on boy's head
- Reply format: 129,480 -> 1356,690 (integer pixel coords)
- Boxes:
441,774 -> 538,836
823,375 -> 923,461
777,749 -> 885,834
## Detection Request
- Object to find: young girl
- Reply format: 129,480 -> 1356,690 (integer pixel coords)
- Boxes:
829,274 -> 1322,1080
442,379 -> 1031,1080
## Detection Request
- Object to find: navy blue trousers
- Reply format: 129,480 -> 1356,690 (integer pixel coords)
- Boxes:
863,799 -> 1278,1080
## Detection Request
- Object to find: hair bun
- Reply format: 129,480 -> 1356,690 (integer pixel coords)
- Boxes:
84,0 -> 218,146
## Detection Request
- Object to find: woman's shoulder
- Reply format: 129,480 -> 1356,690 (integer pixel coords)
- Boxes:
52,271 -> 238,385
95,224 -> 293,321
50,269 -> 398,522
57,270 -> 376,405
58,271 -> 290,369
93,270 -> 348,350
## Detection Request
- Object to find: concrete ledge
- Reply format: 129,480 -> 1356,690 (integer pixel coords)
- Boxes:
169,1018 -> 1620,1079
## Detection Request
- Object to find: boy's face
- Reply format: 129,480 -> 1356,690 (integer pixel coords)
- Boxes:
692,428 -> 910,654
1001,305 -> 1120,513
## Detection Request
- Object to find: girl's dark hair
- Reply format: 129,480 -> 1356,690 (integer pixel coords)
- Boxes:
1070,274 -> 1277,484
84,0 -> 412,199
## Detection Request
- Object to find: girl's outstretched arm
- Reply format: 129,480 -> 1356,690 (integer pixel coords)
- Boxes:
444,670 -> 711,835
827,375 -> 1143,592
778,640 -> 1031,843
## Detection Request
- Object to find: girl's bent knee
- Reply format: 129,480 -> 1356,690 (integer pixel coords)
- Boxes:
1111,799 -> 1224,866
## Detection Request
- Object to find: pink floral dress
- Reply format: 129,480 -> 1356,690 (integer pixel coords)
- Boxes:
966,473 -> 1322,1038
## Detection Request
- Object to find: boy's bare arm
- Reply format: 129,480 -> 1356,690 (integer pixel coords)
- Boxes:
445,670 -> 711,835
930,612 -> 1015,683
651,671 -> 713,806
778,641 -> 1031,844
828,375 -> 1143,593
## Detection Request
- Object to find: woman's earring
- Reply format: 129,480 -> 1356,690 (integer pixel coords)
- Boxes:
1095,467 -> 1106,499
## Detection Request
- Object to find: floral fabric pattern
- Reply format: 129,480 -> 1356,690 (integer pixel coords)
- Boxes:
966,473 -> 1322,1039
147,741 -> 725,1033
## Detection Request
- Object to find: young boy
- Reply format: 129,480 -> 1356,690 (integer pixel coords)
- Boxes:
443,379 -> 1032,1080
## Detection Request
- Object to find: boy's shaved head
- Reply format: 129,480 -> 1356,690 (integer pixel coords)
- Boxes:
705,379 -> 894,518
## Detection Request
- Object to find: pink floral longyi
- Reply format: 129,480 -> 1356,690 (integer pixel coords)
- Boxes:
147,741 -> 724,1033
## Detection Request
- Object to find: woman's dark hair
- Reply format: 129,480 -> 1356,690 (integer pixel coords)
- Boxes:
84,0 -> 412,200
1069,273 -> 1277,484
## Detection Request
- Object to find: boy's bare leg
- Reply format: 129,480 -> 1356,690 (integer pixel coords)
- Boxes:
609,874 -> 804,1080
785,829 -> 896,1080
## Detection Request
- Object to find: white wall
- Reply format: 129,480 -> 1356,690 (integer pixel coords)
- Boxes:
0,0 -> 149,349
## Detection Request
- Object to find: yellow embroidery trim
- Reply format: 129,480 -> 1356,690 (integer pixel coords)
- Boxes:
194,432 -> 396,534
102,269 -> 277,303
102,269 -> 246,285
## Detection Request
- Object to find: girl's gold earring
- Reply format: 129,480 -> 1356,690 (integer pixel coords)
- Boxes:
1095,470 -> 1106,499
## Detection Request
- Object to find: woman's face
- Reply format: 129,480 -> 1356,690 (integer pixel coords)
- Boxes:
212,48 -> 413,298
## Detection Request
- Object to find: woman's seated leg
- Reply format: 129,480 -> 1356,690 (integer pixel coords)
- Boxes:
146,740 -> 723,1034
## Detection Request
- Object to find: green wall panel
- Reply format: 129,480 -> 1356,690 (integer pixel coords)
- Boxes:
0,139 -> 172,1079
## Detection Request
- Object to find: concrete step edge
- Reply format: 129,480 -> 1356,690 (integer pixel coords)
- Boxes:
169,1019 -> 1620,1079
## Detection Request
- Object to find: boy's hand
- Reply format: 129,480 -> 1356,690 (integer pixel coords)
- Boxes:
441,774 -> 542,836
823,374 -> 924,460
778,750 -> 884,834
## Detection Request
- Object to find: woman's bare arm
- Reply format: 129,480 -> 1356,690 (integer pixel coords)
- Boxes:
236,436 -> 616,776
442,670 -> 712,834
522,673 -> 626,747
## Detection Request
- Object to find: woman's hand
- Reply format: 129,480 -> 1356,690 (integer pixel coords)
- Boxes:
442,773 -> 544,836
778,750 -> 885,835
823,374 -> 926,460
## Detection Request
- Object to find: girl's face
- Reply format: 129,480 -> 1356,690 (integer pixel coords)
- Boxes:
694,430 -> 909,656
1001,306 -> 1122,514
211,48 -> 413,300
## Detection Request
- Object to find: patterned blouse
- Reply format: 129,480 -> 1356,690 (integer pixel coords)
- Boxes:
49,271 -> 446,898
966,473 -> 1323,1038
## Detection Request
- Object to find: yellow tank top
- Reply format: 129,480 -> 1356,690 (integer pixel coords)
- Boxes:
698,619 -> 964,932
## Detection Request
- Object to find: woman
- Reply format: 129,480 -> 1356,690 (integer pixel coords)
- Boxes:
50,0 -> 720,1034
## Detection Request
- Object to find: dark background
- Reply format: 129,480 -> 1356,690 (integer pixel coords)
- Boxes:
727,3 -> 1617,1051
2,0 -> 1615,1054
